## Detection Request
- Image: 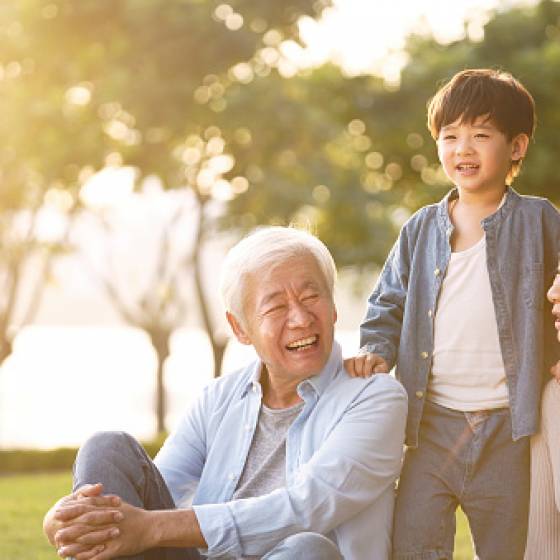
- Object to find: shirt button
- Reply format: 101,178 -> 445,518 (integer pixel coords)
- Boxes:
228,473 -> 236,480
428,309 -> 433,318
415,391 -> 424,399
420,351 -> 429,359
434,268 -> 441,277
245,423 -> 252,431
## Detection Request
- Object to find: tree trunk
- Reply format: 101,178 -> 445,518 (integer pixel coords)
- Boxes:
0,336 -> 12,365
212,340 -> 227,378
149,329 -> 171,434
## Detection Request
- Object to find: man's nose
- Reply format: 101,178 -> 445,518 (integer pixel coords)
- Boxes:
287,301 -> 313,328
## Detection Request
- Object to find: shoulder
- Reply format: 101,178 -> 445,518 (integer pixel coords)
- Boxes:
513,193 -> 559,219
542,379 -> 560,414
328,371 -> 408,412
401,204 -> 438,235
198,362 -> 257,409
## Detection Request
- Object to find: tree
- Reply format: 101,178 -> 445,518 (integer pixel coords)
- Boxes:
1,0 -> 322,431
222,0 -> 560,275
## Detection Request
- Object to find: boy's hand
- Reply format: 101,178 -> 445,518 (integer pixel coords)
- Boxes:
344,352 -> 389,378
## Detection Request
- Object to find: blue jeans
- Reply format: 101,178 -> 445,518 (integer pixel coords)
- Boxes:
73,432 -> 341,560
392,401 -> 530,560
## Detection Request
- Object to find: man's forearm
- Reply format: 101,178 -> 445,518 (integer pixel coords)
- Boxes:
148,508 -> 207,549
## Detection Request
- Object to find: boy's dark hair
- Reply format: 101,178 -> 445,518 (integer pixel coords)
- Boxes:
427,69 -> 536,182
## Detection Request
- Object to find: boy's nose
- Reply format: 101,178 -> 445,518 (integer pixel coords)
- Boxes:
455,139 -> 474,155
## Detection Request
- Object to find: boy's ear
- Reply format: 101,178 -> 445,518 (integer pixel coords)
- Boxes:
511,133 -> 529,162
226,311 -> 252,345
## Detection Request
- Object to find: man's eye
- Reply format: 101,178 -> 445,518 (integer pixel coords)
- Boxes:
265,305 -> 285,315
302,293 -> 319,303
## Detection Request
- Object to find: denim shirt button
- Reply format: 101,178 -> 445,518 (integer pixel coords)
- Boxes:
428,309 -> 433,318
420,351 -> 429,359
434,268 -> 441,277
415,391 -> 424,399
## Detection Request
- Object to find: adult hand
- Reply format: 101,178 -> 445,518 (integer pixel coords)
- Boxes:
46,484 -> 123,558
58,502 -> 156,560
344,351 -> 389,378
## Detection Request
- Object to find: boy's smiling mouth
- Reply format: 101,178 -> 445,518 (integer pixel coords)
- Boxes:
456,163 -> 479,171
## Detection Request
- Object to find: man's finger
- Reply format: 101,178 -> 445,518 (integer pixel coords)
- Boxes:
75,544 -> 106,560
75,483 -> 103,497
76,527 -> 120,546
56,543 -> 94,558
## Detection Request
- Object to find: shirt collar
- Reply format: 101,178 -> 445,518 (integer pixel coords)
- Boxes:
240,340 -> 343,400
437,186 -> 520,231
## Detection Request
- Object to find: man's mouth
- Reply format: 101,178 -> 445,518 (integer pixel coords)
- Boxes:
286,335 -> 318,351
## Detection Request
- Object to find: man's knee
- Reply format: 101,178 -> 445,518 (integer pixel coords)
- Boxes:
75,431 -> 144,475
269,532 -> 341,560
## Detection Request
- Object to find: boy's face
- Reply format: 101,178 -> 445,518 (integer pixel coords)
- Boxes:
436,115 -> 528,195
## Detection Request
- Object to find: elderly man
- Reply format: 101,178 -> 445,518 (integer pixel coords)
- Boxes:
43,227 -> 407,560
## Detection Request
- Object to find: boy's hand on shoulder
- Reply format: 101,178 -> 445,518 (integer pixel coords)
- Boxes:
344,352 -> 389,378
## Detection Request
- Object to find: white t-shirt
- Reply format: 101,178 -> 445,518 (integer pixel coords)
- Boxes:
427,235 -> 509,411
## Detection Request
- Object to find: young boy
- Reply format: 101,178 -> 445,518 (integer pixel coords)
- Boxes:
349,69 -> 560,559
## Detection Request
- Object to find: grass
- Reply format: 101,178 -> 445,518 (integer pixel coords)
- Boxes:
0,472 -> 474,559
0,471 -> 71,560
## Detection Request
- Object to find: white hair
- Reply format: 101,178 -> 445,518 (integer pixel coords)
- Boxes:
220,226 -> 337,323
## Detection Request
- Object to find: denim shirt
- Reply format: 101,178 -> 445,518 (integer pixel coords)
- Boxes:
154,342 -> 408,559
360,187 -> 560,448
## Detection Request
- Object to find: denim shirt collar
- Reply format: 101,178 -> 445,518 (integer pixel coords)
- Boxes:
240,340 -> 342,400
437,186 -> 521,233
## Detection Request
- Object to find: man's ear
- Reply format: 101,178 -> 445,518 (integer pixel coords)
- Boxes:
226,311 -> 252,345
511,133 -> 529,162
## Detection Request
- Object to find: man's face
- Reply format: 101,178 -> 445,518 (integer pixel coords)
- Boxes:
547,273 -> 560,342
229,253 -> 337,382
437,115 -> 527,194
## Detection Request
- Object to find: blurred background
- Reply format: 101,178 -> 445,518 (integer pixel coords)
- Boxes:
4,1 -> 560,557
1,0 -> 559,450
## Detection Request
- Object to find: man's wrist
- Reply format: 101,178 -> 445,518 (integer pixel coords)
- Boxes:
147,509 -> 206,549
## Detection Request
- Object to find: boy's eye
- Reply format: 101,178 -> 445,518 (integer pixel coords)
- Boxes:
442,134 -> 456,140
475,133 -> 489,139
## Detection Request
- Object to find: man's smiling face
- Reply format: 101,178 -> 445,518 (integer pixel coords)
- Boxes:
231,252 -> 337,383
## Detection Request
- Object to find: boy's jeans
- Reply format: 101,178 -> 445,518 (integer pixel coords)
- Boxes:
72,431 -> 342,560
392,401 -> 530,560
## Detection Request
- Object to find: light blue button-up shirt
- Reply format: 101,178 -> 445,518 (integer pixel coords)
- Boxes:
155,342 -> 408,559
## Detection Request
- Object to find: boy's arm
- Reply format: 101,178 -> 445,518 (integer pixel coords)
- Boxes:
360,228 -> 411,370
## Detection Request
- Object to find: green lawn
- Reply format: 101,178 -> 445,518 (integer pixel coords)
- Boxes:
0,472 -> 474,559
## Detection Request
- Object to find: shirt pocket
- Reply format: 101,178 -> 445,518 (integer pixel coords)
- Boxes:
523,262 -> 544,310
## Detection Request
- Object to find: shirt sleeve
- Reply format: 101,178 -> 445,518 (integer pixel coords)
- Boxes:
360,223 -> 411,369
193,376 -> 408,558
154,388 -> 209,507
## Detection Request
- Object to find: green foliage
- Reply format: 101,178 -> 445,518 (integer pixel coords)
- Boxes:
223,0 -> 560,270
